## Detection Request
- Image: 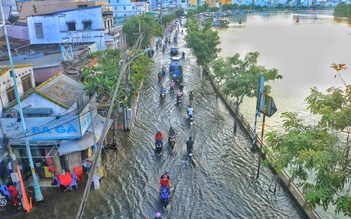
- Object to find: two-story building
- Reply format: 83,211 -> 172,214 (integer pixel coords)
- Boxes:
0,65 -> 109,186
26,5 -> 118,51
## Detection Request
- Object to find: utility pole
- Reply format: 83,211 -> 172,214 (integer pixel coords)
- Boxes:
0,1 -> 44,202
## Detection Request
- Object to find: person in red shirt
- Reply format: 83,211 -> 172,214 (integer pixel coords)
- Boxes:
154,130 -> 164,146
158,176 -> 171,190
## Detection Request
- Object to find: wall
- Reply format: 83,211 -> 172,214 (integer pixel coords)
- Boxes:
1,25 -> 29,40
27,7 -> 106,50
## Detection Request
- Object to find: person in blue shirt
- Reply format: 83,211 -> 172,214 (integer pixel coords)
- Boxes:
160,86 -> 166,98
187,105 -> 194,117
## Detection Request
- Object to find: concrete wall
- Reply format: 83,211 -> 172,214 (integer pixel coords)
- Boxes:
1,25 -> 29,40
27,7 -> 107,50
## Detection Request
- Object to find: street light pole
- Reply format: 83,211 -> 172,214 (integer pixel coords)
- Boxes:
0,1 -> 44,202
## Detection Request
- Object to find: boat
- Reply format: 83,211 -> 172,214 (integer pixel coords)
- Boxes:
212,19 -> 230,27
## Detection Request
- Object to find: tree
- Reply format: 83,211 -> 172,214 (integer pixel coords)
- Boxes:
210,52 -> 282,133
122,15 -> 163,49
265,67 -> 351,216
174,9 -> 184,18
80,49 -> 151,104
184,18 -> 221,70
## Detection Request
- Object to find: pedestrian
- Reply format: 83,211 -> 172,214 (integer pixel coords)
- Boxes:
189,91 -> 194,105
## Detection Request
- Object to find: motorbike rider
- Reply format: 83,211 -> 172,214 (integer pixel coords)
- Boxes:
162,65 -> 166,74
158,174 -> 171,190
160,86 -> 166,98
154,212 -> 164,219
182,51 -> 185,59
189,91 -> 194,105
186,136 -> 194,154
168,126 -> 176,142
160,170 -> 170,180
154,130 -> 164,146
158,71 -> 163,81
177,90 -> 183,101
187,105 -> 194,118
170,80 -> 175,92
179,83 -> 184,92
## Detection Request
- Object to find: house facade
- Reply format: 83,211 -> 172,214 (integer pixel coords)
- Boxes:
0,67 -> 108,187
26,5 -> 116,51
109,0 -> 150,23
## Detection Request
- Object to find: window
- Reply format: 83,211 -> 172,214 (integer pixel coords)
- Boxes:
123,7 -> 126,10
34,23 -> 44,39
67,22 -> 76,31
21,75 -> 33,93
83,21 -> 92,30
7,86 -> 15,103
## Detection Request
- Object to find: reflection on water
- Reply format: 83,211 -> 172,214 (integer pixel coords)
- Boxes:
217,11 -> 351,218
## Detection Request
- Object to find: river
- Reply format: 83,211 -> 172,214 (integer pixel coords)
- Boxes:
216,11 -> 351,219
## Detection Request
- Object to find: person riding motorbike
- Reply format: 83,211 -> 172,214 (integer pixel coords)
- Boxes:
170,80 -> 175,93
189,91 -> 194,105
187,105 -> 194,118
179,83 -> 184,92
182,51 -> 185,59
158,175 -> 171,190
168,127 -> 176,142
162,65 -> 166,74
154,130 -> 164,146
186,136 -> 194,154
154,212 -> 164,219
160,86 -> 166,98
158,71 -> 163,82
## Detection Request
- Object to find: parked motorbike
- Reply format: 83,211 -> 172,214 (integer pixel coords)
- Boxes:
169,135 -> 176,151
160,186 -> 170,209
155,140 -> 163,156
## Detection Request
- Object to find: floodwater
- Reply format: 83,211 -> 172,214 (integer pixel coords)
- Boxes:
17,12 -> 347,219
80,18 -> 306,218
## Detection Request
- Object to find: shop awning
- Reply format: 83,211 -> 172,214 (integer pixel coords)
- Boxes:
58,115 -> 112,155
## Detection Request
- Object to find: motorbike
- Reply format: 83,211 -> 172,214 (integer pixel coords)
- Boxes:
187,145 -> 193,160
176,96 -> 182,105
170,86 -> 174,94
155,140 -> 163,156
182,52 -> 185,60
168,135 -> 176,151
160,91 -> 166,101
0,194 -> 7,209
158,74 -> 163,82
188,114 -> 194,125
160,186 -> 170,209
162,69 -> 166,77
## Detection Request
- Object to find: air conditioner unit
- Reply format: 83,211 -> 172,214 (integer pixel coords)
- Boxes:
4,111 -> 18,118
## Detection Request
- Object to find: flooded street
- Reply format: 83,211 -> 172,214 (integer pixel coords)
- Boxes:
81,30 -> 306,218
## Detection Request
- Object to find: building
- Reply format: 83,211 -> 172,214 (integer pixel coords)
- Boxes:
0,66 -> 109,186
26,5 -> 117,51
109,0 -> 150,24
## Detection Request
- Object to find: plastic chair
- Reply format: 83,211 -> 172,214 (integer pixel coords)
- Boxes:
54,177 -> 61,188
69,173 -> 78,190
0,185 -> 11,200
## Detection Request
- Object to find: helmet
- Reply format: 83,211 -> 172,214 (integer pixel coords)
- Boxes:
156,212 -> 161,217
189,137 -> 192,140
165,170 -> 169,174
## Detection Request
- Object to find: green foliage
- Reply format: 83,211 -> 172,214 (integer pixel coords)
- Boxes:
210,52 -> 281,132
161,14 -> 177,26
333,2 -> 351,18
123,15 -> 163,48
266,78 -> 351,215
175,9 -> 184,17
184,18 -> 221,67
81,49 -> 151,103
